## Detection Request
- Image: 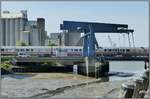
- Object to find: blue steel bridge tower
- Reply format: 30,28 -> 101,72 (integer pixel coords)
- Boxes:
60,21 -> 134,77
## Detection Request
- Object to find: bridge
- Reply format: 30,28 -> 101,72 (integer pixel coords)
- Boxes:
60,20 -> 145,77
12,55 -> 149,66
12,57 -> 84,66
10,20 -> 149,78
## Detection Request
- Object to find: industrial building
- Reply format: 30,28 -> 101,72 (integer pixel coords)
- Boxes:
49,32 -> 83,46
1,10 -> 46,46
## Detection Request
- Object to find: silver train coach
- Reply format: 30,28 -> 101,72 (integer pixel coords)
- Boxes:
0,46 -> 148,57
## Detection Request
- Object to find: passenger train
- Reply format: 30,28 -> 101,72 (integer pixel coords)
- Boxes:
0,46 -> 149,57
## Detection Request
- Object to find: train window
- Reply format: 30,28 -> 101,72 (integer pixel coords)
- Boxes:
31,49 -> 34,52
74,49 -> 78,52
16,49 -> 19,51
109,49 -> 111,51
20,49 -> 24,51
26,49 -> 30,51
54,48 -> 60,51
122,49 -> 125,52
68,49 -> 73,52
119,49 -> 122,52
79,49 -> 82,51
126,49 -> 130,52
115,49 -> 117,52
1,49 -> 4,52
61,49 -> 67,52
104,49 -> 107,52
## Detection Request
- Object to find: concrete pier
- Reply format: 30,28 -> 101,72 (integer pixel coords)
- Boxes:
76,57 -> 109,78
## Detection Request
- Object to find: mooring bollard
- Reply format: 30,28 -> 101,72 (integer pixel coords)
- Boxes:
132,69 -> 149,98
141,69 -> 149,91
118,83 -> 135,98
132,78 -> 144,98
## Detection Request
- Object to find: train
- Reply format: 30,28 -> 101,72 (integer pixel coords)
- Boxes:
0,46 -> 149,57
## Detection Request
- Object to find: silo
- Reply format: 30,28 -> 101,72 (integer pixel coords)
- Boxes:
19,18 -> 25,41
1,19 -> 6,46
10,19 -> 15,46
14,18 -> 19,44
5,19 -> 10,46
37,18 -> 45,46
68,32 -> 81,46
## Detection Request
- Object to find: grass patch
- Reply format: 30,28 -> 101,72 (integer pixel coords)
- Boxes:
1,56 -> 14,62
0,61 -> 12,71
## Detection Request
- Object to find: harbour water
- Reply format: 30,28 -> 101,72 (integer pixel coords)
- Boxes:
1,61 -> 145,97
109,61 -> 144,81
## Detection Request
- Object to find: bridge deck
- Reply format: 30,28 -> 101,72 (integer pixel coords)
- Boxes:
12,56 -> 149,66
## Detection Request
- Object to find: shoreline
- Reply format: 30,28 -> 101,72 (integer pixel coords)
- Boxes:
1,73 -> 134,98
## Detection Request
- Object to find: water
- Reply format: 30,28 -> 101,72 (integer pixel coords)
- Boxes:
109,61 -> 144,81
2,61 -> 145,81
1,61 -> 145,97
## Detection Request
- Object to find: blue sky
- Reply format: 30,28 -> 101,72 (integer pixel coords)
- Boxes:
2,1 -> 148,47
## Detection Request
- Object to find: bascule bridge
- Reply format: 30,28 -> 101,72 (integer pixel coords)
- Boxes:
60,21 -> 135,77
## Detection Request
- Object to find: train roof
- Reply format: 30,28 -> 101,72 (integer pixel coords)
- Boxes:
1,46 -> 148,49
1,46 -> 83,48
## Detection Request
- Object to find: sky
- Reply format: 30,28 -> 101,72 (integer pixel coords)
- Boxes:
1,1 -> 149,47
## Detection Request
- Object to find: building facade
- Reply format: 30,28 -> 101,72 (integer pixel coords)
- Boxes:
48,32 -> 82,46
61,31 -> 82,46
1,10 -> 46,46
47,33 -> 61,46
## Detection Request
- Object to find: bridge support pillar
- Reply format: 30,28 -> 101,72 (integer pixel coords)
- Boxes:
76,57 -> 109,78
85,57 -> 95,77
95,61 -> 109,77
